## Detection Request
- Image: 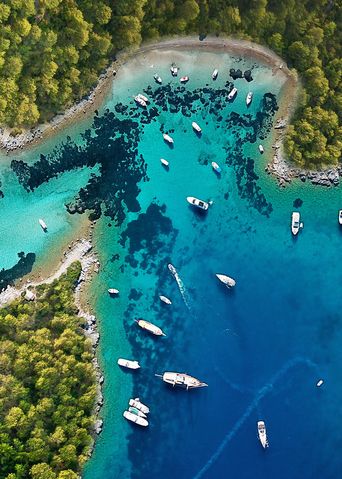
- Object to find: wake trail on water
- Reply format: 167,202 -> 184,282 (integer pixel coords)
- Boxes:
172,270 -> 192,311
193,356 -> 318,479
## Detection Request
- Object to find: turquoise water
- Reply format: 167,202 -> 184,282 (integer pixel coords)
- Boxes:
1,46 -> 342,479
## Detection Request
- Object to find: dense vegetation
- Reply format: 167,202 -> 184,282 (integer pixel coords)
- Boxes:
0,263 -> 96,479
0,0 -> 340,168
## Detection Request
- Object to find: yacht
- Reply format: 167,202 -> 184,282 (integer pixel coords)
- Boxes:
246,91 -> 253,106
160,158 -> 169,167
163,133 -> 174,144
170,65 -> 178,76
339,210 -> 342,225
134,95 -> 146,107
168,263 -> 177,276
159,295 -> 172,305
291,212 -> 301,235
154,74 -> 162,84
128,406 -> 147,418
216,273 -> 236,288
108,288 -> 119,295
117,358 -> 140,369
212,69 -> 218,80
129,397 -> 150,414
211,162 -> 221,174
228,87 -> 238,100
123,410 -> 148,427
257,421 -> 269,448
156,372 -> 208,390
192,121 -> 202,133
180,76 -> 189,83
39,219 -> 47,231
187,196 -> 209,211
259,144 -> 264,154
135,319 -> 166,336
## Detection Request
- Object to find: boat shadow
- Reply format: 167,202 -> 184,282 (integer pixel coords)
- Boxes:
188,207 -> 208,220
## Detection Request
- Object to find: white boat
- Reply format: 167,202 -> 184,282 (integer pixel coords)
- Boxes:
180,76 -> 189,83
339,210 -> 342,225
163,133 -> 174,144
168,263 -> 177,276
187,196 -> 209,211
138,93 -> 149,103
192,121 -> 202,133
316,379 -> 324,387
129,397 -> 150,414
246,91 -> 253,106
156,372 -> 208,390
291,212 -> 301,235
123,410 -> 148,427
159,295 -> 172,305
228,87 -> 238,100
170,65 -> 178,76
160,158 -> 169,167
135,319 -> 166,336
39,219 -> 47,231
128,406 -> 147,418
257,421 -> 269,448
211,162 -> 221,174
134,95 -> 146,107
117,358 -> 140,369
108,288 -> 119,295
259,144 -> 264,154
216,273 -> 236,288
212,69 -> 218,80
154,74 -> 162,84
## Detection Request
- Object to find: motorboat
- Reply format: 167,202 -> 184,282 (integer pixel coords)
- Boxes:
163,133 -> 174,144
117,358 -> 140,369
257,421 -> 269,448
170,65 -> 178,76
108,288 -> 119,295
154,74 -> 162,84
180,76 -> 189,83
123,410 -> 148,427
291,211 -> 301,235
216,273 -> 236,288
135,319 -> 166,336
187,196 -> 209,211
156,372 -> 208,390
212,69 -> 218,80
129,397 -> 150,414
159,295 -> 172,305
246,91 -> 253,106
259,144 -> 264,154
160,158 -> 169,167
211,162 -> 221,174
138,93 -> 149,104
192,121 -> 202,133
228,87 -> 238,100
128,406 -> 147,418
134,95 -> 146,107
316,379 -> 324,387
168,263 -> 177,276
39,219 -> 47,231
339,210 -> 342,225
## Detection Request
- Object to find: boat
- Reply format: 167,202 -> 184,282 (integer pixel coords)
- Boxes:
163,133 -> 174,144
216,273 -> 236,288
246,91 -> 253,106
339,210 -> 342,225
316,379 -> 324,387
156,372 -> 208,390
117,358 -> 140,369
212,69 -> 218,80
108,288 -> 119,295
160,158 -> 169,167
257,421 -> 269,448
154,74 -> 162,84
192,121 -> 202,133
180,76 -> 189,83
123,410 -> 148,427
291,212 -> 301,235
159,295 -> 172,305
170,65 -> 178,76
168,263 -> 177,276
228,87 -> 238,100
259,144 -> 264,154
39,219 -> 47,231
134,95 -> 146,107
138,93 -> 149,103
135,319 -> 166,336
129,397 -> 150,414
128,406 -> 147,418
211,162 -> 221,174
186,196 -> 209,211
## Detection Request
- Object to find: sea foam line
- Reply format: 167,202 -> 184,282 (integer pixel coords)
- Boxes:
173,270 -> 192,311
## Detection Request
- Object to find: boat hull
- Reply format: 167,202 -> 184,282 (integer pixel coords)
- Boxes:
161,372 -> 208,389
136,319 -> 166,336
117,358 -> 140,369
216,273 -> 236,288
123,410 -> 148,427
187,196 -> 209,211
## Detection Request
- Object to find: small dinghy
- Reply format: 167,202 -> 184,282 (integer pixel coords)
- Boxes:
180,76 -> 189,83
170,65 -> 178,76
123,410 -> 148,427
117,358 -> 140,369
163,133 -> 174,144
153,74 -> 162,84
212,69 -> 218,80
108,288 -> 119,295
246,91 -> 253,106
339,210 -> 342,225
228,87 -> 238,100
135,319 -> 166,336
216,273 -> 236,288
160,158 -> 169,167
187,196 -> 209,211
257,421 -> 269,448
211,162 -> 221,174
192,121 -> 202,134
39,219 -> 47,231
259,144 -> 264,154
128,406 -> 147,418
129,397 -> 150,414
159,295 -> 172,305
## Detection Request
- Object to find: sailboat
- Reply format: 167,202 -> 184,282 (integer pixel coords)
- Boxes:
216,273 -> 236,288
156,372 -> 208,390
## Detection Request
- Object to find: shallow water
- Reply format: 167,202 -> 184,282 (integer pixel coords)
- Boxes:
1,46 -> 341,479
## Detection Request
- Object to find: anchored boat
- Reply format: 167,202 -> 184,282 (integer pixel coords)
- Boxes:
212,69 -> 218,80
187,196 -> 209,211
163,133 -> 174,144
339,210 -> 342,225
259,144 -> 264,154
128,406 -> 147,418
156,372 -> 208,390
192,121 -> 202,133
159,295 -> 172,305
228,87 -> 238,100
135,319 -> 166,336
134,95 -> 146,107
170,65 -> 178,76
257,421 -> 269,448
117,358 -> 140,369
108,288 -> 119,295
154,74 -> 162,84
123,410 -> 148,427
39,219 -> 47,231
129,397 -> 150,414
180,76 -> 189,83
291,211 -> 302,235
246,91 -> 253,106
160,158 -> 169,167
211,162 -> 221,174
216,273 -> 236,288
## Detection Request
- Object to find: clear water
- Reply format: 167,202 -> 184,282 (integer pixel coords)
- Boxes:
1,47 -> 341,479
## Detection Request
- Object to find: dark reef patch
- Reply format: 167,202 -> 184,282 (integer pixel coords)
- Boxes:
293,198 -> 303,208
0,252 -> 36,292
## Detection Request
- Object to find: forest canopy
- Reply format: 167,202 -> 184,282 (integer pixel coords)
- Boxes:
0,0 -> 340,168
